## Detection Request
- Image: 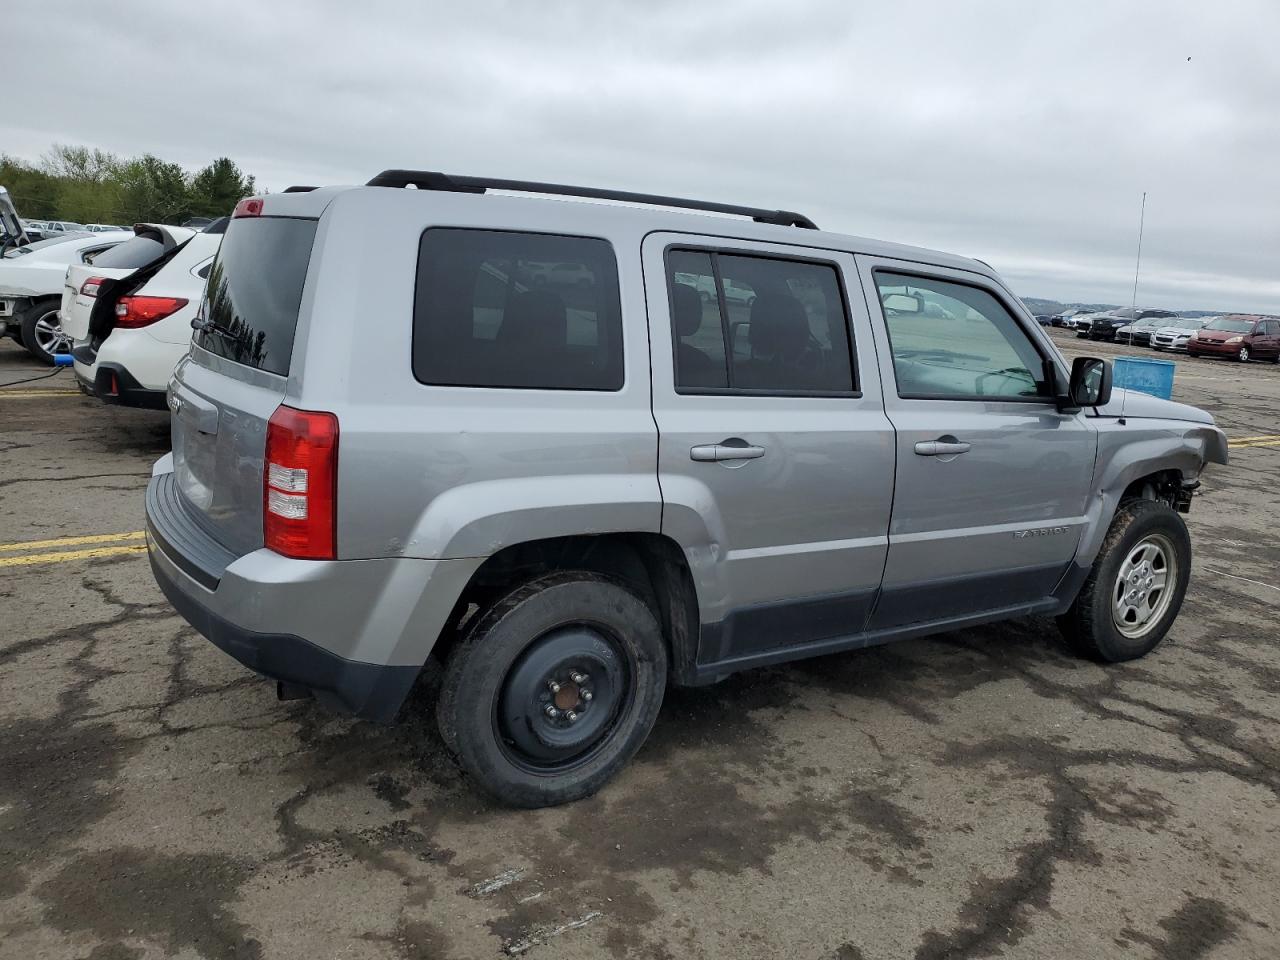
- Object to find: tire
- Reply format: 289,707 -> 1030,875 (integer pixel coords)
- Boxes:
1238,345 -> 1250,362
436,571 -> 668,807
1058,500 -> 1192,663
19,300 -> 70,365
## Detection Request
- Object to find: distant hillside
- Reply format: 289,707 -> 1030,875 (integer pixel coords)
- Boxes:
1020,297 -> 1220,319
1021,297 -> 1116,316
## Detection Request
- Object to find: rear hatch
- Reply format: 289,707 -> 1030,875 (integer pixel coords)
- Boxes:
63,225 -> 195,348
169,211 -> 319,557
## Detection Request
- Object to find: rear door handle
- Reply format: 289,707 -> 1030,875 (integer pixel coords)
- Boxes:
690,442 -> 766,462
914,439 -> 971,457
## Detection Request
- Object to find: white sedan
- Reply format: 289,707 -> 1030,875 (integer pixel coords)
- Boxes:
0,231 -> 132,362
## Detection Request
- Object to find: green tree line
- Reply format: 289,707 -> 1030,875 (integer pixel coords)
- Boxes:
1,144 -> 257,226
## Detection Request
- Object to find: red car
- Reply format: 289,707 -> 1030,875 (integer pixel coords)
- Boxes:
1187,314 -> 1280,363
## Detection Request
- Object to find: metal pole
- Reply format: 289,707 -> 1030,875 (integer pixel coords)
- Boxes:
1131,191 -> 1146,308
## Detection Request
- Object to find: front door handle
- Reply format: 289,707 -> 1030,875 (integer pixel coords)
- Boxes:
690,441 -> 766,462
914,439 -> 971,457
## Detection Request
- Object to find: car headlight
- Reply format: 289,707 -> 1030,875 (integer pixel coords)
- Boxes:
1225,336 -> 1243,343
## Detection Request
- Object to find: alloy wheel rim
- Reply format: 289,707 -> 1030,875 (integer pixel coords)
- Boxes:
1240,346 -> 1250,362
34,310 -> 71,356
1112,534 -> 1177,639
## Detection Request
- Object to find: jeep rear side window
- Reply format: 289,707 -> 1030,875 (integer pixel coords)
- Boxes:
414,229 -> 623,391
197,216 -> 318,377
874,271 -> 1050,401
667,249 -> 855,394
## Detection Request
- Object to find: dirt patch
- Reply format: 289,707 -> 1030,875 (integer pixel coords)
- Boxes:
38,848 -> 260,960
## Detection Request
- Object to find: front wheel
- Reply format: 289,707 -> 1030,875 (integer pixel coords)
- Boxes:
19,301 -> 71,365
1058,500 -> 1191,662
437,572 -> 667,807
1239,345 -> 1251,362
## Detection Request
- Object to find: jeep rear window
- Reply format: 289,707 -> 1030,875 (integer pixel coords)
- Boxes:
90,234 -> 166,269
413,228 -> 623,390
195,216 -> 318,376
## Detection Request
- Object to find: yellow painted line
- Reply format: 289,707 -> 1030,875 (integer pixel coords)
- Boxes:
1229,435 -> 1280,443
1229,439 -> 1280,449
0,530 -> 146,553
0,544 -> 147,568
0,390 -> 83,399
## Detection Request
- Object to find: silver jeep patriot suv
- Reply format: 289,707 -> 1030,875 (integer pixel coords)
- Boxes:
145,170 -> 1228,807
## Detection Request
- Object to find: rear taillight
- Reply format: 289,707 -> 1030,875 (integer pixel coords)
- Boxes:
115,296 -> 189,329
264,406 -> 338,560
233,198 -> 264,218
80,277 -> 106,297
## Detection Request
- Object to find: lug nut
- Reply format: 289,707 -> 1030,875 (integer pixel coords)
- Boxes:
544,705 -> 559,718
547,680 -> 561,693
570,672 -> 587,684
566,711 -> 578,723
581,690 -> 593,702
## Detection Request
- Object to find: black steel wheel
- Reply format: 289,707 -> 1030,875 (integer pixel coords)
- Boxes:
437,571 -> 667,807
495,624 -> 630,773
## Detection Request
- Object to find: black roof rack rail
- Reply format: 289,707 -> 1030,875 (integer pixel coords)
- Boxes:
365,169 -> 818,229
283,185 -> 318,193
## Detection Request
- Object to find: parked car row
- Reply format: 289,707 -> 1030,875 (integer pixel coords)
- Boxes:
0,210 -> 226,377
64,221 -> 225,406
1062,303 -> 1280,363
1,230 -> 134,361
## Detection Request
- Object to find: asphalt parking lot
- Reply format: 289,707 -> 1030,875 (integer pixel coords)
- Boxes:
1,331 -> 1278,960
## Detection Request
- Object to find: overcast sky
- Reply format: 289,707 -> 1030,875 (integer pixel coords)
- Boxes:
6,1 -> 1279,311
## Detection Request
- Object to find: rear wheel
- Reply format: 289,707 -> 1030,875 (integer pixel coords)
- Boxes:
1058,500 -> 1191,662
19,300 -> 70,365
437,571 -> 667,807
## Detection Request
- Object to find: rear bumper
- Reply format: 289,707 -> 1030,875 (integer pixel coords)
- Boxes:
150,551 -> 419,722
75,359 -> 167,409
145,463 -> 482,722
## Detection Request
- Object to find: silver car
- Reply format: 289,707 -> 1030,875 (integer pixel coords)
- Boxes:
1151,317 -> 1209,351
145,171 -> 1228,807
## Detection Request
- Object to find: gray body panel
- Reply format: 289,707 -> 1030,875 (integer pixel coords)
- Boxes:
150,181 -> 1227,702
170,349 -> 286,558
642,233 -> 895,653
854,255 -> 1097,627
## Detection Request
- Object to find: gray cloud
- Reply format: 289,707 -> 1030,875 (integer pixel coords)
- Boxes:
5,0 -> 1278,310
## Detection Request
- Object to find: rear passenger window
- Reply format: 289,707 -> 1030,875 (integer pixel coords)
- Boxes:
414,229 -> 623,390
666,249 -> 855,394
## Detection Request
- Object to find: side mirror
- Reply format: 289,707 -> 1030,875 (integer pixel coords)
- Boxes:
1062,357 -> 1112,411
881,292 -> 924,314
